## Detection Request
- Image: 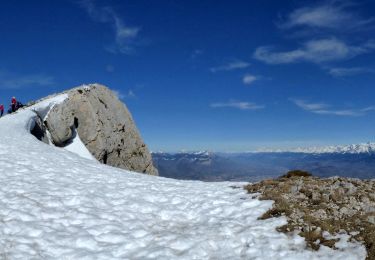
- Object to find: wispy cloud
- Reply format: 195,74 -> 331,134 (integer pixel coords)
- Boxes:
191,49 -> 204,60
242,74 -> 258,85
291,98 -> 375,116
328,67 -> 375,77
125,90 -> 136,98
210,100 -> 264,110
254,38 -> 375,64
113,89 -> 136,100
280,1 -> 374,30
291,99 -> 328,111
79,0 -> 140,54
210,60 -> 250,73
0,71 -> 54,89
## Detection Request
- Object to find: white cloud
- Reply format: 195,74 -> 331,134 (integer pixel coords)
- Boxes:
314,108 -> 375,116
0,71 -> 54,89
254,38 -> 374,64
291,99 -> 328,111
210,100 -> 264,110
242,74 -> 257,85
113,90 -> 124,100
191,49 -> 204,59
79,0 -> 140,54
291,98 -> 375,116
210,60 -> 250,73
114,89 -> 136,100
125,90 -> 136,98
281,1 -> 374,30
328,67 -> 375,77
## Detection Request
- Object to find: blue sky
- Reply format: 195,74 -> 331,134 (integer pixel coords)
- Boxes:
1,0 -> 375,152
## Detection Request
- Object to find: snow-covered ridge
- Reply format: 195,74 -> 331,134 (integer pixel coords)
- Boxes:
152,150 -> 211,156
0,95 -> 366,259
154,143 -> 375,155
255,142 -> 375,154
152,150 -> 212,162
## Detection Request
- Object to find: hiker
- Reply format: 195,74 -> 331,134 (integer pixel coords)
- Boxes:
0,104 -> 3,117
16,101 -> 23,109
11,96 -> 17,112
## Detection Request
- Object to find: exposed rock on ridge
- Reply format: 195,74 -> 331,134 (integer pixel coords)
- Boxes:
246,173 -> 375,259
45,84 -> 158,175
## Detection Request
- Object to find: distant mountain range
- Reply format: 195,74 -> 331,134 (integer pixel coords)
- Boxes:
152,143 -> 375,182
255,142 -> 375,154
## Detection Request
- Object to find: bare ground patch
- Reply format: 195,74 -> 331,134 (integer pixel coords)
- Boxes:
245,171 -> 375,259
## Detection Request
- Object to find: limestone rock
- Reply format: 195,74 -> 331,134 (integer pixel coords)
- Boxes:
45,84 -> 158,176
45,104 -> 74,146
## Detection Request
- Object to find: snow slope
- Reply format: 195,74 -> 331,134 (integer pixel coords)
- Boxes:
64,132 -> 96,161
0,96 -> 366,259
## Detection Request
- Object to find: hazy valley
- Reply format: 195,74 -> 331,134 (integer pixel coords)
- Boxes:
153,145 -> 375,181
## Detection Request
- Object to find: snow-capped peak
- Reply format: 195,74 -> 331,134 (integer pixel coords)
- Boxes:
256,142 -> 375,154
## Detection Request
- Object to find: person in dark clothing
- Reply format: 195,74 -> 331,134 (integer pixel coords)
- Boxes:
11,97 -> 17,112
0,104 -> 3,117
16,101 -> 23,109
7,97 -> 24,114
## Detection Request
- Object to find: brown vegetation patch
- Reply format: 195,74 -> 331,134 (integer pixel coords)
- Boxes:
281,170 -> 312,178
245,172 -> 375,259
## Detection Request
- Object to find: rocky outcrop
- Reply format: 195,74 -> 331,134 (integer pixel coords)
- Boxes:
246,173 -> 375,259
44,84 -> 158,175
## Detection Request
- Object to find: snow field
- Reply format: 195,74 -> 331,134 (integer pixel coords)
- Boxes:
0,95 -> 367,259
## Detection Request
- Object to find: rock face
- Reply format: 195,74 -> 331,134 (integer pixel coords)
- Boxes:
45,84 -> 158,175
